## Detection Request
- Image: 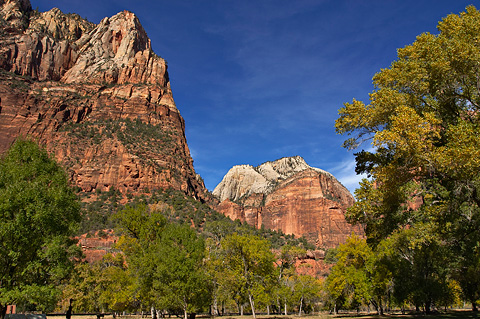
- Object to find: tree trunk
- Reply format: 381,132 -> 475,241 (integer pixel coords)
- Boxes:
267,305 -> 270,316
183,300 -> 188,319
284,300 -> 287,316
151,307 -> 156,319
298,296 -> 303,316
155,309 -> 162,319
472,300 -> 478,312
377,300 -> 383,316
425,300 -> 431,314
0,304 -> 7,319
334,303 -> 337,315
248,294 -> 256,319
240,304 -> 243,316
378,305 -> 383,316
212,294 -> 219,317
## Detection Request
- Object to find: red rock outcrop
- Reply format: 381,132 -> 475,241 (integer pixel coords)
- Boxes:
214,156 -> 363,249
77,230 -> 118,263
0,0 -> 208,200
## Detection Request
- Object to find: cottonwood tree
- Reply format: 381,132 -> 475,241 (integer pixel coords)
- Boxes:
114,203 -> 167,314
365,239 -> 393,315
293,274 -> 322,315
335,5 -> 480,311
151,223 -> 210,319
275,245 -> 305,315
219,233 -> 276,318
61,263 -> 103,312
325,235 -> 372,314
380,228 -> 454,313
205,236 -> 245,317
97,253 -> 138,313
61,254 -> 136,313
0,139 -> 81,318
115,204 -> 210,319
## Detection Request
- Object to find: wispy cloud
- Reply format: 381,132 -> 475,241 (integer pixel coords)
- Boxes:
36,0 -> 473,198
327,156 -> 368,196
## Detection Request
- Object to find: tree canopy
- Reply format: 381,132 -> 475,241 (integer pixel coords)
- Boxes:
0,139 -> 81,318
218,233 -> 276,319
114,204 -> 210,319
335,5 -> 480,312
325,235 -> 372,314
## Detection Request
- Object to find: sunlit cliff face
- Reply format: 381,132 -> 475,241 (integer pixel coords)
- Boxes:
214,156 -> 363,249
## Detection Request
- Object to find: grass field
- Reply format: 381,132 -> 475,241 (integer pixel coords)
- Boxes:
60,310 -> 478,319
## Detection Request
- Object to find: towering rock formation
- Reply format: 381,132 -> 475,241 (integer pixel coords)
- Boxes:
214,156 -> 363,248
0,1 -> 361,256
0,0 -> 208,200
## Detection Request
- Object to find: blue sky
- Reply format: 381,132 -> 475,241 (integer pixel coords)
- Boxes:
34,0 -> 476,194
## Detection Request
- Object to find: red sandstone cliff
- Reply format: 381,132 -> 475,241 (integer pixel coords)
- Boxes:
0,1 -> 362,262
77,230 -> 118,263
0,0 -> 207,200
214,156 -> 363,249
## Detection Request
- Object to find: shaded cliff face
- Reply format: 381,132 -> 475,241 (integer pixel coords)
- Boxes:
0,0 -> 207,200
214,156 -> 363,248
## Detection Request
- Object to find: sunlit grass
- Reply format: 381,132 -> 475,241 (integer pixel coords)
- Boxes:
63,309 -> 479,319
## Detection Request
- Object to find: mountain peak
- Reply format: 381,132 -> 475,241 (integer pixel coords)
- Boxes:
0,0 -> 169,88
214,156 -> 361,249
213,156 -> 336,202
0,1 -> 206,200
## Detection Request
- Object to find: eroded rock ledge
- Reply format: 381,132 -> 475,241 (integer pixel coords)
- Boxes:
214,156 -> 363,248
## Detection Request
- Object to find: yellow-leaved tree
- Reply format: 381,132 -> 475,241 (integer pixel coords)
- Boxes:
336,5 -> 480,312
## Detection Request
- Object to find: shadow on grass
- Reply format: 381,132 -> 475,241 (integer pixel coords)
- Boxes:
333,309 -> 478,319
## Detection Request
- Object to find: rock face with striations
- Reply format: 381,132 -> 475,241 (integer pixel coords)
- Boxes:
0,0 -> 207,200
214,156 -> 363,248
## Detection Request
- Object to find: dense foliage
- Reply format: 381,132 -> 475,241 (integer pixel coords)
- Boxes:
0,139 -> 81,318
335,5 -> 480,313
62,203 -> 322,317
78,184 -> 313,250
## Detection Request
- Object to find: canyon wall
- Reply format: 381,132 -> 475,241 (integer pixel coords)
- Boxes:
0,0 -> 362,258
214,156 -> 363,248
0,0 -> 208,200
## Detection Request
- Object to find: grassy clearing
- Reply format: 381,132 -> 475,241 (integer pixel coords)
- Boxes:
61,310 -> 479,319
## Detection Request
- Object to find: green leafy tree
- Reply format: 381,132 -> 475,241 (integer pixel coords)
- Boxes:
204,238 -> 224,316
384,226 -> 455,313
61,254 -> 136,313
219,233 -> 276,318
0,139 -> 81,318
151,223 -> 210,319
61,263 -> 103,312
205,234 -> 245,317
115,204 -> 210,319
293,274 -> 322,315
114,203 -> 168,312
366,240 -> 393,315
325,235 -> 372,314
275,272 -> 295,315
97,254 -> 137,313
275,245 -> 305,315
335,5 -> 480,311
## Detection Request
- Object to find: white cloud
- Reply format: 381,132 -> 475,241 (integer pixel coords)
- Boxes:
328,156 -> 368,196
